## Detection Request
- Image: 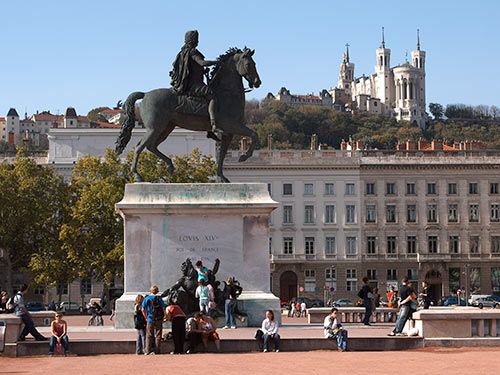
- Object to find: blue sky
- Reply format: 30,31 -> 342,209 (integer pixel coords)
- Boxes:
1,0 -> 499,117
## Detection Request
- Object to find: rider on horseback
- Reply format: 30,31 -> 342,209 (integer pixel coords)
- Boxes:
170,30 -> 220,135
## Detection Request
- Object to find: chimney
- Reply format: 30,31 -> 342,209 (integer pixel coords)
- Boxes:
356,140 -> 364,150
240,137 -> 249,152
431,140 -> 443,151
340,139 -> 348,150
310,134 -> 318,150
267,134 -> 273,150
453,142 -> 460,150
418,138 -> 427,150
406,140 -> 417,150
396,143 -> 406,151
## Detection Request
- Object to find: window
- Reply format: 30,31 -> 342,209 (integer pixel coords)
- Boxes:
492,268 -> 500,292
470,236 -> 480,254
387,269 -> 397,281
305,270 -> 316,292
269,237 -> 272,254
325,183 -> 335,196
346,269 -> 357,291
427,183 -> 437,195
367,236 -> 377,254
304,183 -> 314,196
367,269 -> 377,280
492,236 -> 500,254
469,204 -> 479,222
366,182 -> 375,195
449,236 -> 459,254
345,183 -> 355,196
283,183 -> 293,195
407,204 -> 417,223
448,204 -> 458,223
490,183 -> 499,195
305,237 -> 315,255
346,236 -> 357,256
325,205 -> 336,224
428,236 -> 438,253
386,204 -> 397,223
345,205 -> 356,224
469,183 -> 478,194
491,204 -> 500,222
283,205 -> 293,224
407,268 -> 418,281
325,268 -> 336,291
387,236 -> 397,255
406,183 -> 416,195
325,236 -> 336,256
427,204 -> 437,223
57,283 -> 69,295
366,204 -> 376,223
34,286 -> 45,295
304,205 -> 315,224
267,183 -> 272,195
407,236 -> 417,254
81,278 -> 92,295
283,237 -> 294,254
386,183 -> 396,195
325,268 -> 336,280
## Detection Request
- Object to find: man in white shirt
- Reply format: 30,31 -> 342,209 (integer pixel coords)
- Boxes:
323,308 -> 348,351
14,284 -> 46,341
300,302 -> 307,317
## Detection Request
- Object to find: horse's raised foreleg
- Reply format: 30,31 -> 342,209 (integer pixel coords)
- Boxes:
238,127 -> 258,162
216,133 -> 233,183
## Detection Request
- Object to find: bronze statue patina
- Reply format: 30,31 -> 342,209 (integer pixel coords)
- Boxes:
115,30 -> 261,182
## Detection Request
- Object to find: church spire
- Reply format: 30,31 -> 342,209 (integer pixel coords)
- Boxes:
345,43 -> 350,63
416,28 -> 421,51
381,27 -> 385,48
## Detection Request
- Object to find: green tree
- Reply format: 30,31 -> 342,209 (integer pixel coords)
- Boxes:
0,147 -> 69,294
428,103 -> 444,120
87,107 -> 110,122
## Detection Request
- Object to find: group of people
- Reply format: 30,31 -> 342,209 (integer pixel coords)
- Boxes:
287,300 -> 307,318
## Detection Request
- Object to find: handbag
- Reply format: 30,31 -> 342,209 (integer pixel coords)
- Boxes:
254,329 -> 264,341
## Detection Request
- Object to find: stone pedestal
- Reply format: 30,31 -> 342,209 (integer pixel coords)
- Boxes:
114,183 -> 279,328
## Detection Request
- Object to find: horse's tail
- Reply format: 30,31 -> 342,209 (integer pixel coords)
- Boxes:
115,91 -> 145,155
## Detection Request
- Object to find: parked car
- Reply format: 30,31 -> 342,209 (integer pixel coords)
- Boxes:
59,301 -> 82,313
333,299 -> 353,307
440,296 -> 466,306
472,296 -> 499,309
468,294 -> 490,305
489,295 -> 500,303
26,302 -> 46,312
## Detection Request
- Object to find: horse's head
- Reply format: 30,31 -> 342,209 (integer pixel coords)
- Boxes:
234,47 -> 261,89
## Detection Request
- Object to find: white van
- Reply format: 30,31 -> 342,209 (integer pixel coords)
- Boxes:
468,294 -> 489,304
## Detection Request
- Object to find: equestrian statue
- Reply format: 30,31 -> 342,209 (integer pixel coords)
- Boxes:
115,30 -> 261,182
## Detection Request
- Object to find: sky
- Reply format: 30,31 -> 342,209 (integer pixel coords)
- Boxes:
1,0 -> 499,117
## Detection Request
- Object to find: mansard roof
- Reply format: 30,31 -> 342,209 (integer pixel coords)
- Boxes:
7,108 -> 19,117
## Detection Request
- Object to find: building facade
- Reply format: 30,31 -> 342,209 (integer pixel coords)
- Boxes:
331,29 -> 427,128
224,148 -> 500,304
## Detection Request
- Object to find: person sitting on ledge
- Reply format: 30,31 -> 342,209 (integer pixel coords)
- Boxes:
186,312 -> 203,354
324,307 -> 348,352
48,312 -> 69,356
195,312 -> 220,351
260,310 -> 280,352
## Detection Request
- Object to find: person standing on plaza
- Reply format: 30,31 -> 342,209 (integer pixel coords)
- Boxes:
388,277 -> 417,336
166,304 -> 186,354
133,294 -> 146,355
419,281 -> 431,309
290,300 -> 296,318
358,277 -> 373,326
48,312 -> 69,356
14,284 -> 46,341
142,285 -> 166,355
223,276 -> 242,329
300,301 -> 307,317
260,310 -> 280,352
324,307 -> 348,352
195,280 -> 210,314
387,286 -> 398,321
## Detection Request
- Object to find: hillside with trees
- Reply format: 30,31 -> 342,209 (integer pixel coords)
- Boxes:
241,100 -> 500,150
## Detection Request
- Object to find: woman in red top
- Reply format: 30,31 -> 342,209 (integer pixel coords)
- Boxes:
48,312 -> 69,356
166,304 -> 186,354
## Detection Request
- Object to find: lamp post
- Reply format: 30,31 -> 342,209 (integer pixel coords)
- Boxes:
464,263 -> 470,307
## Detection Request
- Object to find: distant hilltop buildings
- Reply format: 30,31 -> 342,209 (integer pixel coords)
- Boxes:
0,107 -> 123,147
267,28 -> 427,128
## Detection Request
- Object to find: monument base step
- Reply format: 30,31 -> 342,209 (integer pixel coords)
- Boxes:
4,336 -> 423,357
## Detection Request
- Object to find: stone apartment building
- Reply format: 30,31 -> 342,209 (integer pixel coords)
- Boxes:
224,143 -> 500,304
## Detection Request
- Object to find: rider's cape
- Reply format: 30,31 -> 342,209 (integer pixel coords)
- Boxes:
170,46 -> 204,94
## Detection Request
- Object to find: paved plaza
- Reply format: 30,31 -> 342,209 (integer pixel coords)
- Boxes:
2,348 -> 499,374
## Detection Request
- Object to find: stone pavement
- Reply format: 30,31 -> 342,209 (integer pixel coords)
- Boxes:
2,348 -> 500,374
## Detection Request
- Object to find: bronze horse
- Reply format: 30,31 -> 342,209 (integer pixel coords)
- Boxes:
115,47 -> 261,182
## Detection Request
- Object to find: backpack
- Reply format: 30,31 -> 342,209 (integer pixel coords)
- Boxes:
6,293 -> 21,313
357,288 -> 365,299
149,296 -> 164,322
134,307 -> 146,329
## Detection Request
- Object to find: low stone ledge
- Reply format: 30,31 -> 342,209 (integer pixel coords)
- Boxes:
307,307 -> 398,324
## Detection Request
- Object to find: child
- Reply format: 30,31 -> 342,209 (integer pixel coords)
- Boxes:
49,312 -> 69,356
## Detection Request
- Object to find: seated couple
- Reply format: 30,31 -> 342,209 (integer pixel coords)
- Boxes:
185,311 -> 220,353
